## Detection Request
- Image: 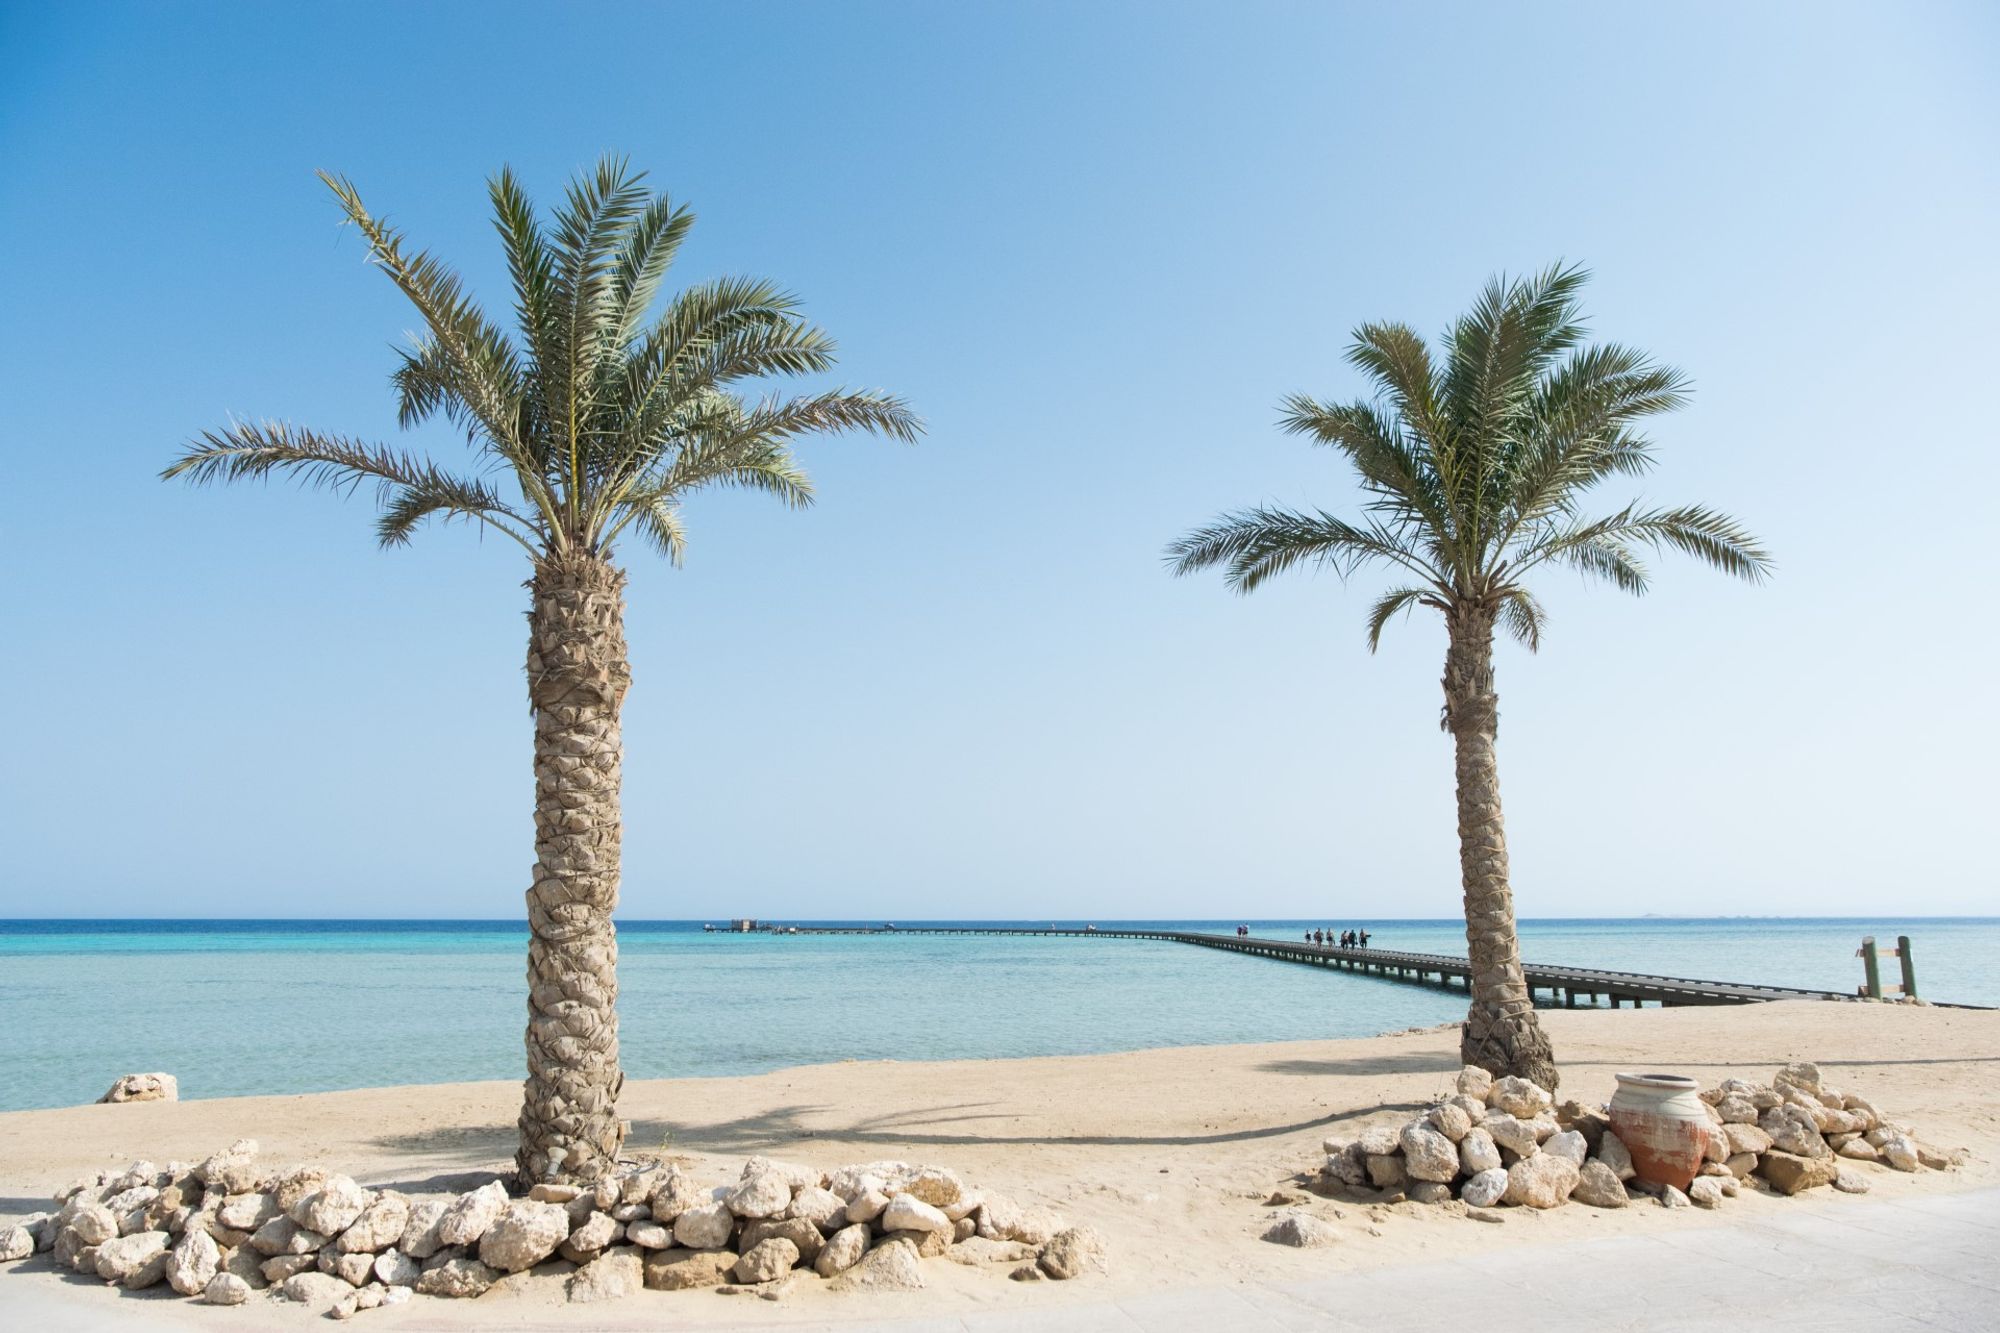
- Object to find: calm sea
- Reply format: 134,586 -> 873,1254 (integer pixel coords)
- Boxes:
1,917 -> 1991,1113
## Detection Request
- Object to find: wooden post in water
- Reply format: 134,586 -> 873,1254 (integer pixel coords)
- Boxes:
1858,936 -> 1883,1000
1897,935 -> 1918,1001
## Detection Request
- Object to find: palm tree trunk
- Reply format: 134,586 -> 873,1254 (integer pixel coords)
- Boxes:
1443,603 -> 1559,1090
516,551 -> 631,1185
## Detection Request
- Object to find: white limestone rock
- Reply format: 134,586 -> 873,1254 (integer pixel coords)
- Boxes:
398,1198 -> 449,1258
477,1200 -> 570,1273
1458,1127 -> 1503,1176
740,1217 -> 822,1263
814,1223 -> 870,1277
1487,1076 -> 1553,1120
69,1201 -> 120,1247
1725,1122 -> 1775,1155
1571,1160 -> 1629,1208
880,1194 -> 952,1235
566,1210 -> 619,1255
261,1254 -> 316,1283
948,1236 -> 1037,1265
1544,1130 -> 1589,1167
1037,1225 -> 1107,1280
828,1236 -> 924,1291
329,1249 -> 375,1286
1503,1154 -> 1579,1209
1484,1113 -> 1539,1158
373,1248 -> 421,1286
973,1192 -> 1021,1241
624,1220 -> 673,1249
1687,1177 -> 1726,1209
293,1176 -> 368,1236
1595,1131 -> 1637,1182
216,1192 -> 279,1233
1399,1122 -> 1460,1183
436,1181 -> 508,1247
1459,1168 -> 1508,1208
733,1237 -> 800,1283
673,1201 -> 736,1250
647,1166 -> 707,1223
1456,1066 -> 1494,1100
1427,1102 -> 1473,1143
1355,1124 -> 1403,1157
898,1167 -> 966,1209
414,1255 -> 499,1298
741,1157 -> 823,1191
786,1185 -> 848,1232
827,1161 -> 914,1200
726,1170 -> 794,1219
203,1272 -> 251,1305
336,1191 -> 409,1253
96,1230 -> 171,1287
567,1249 -> 644,1303
845,1188 -> 892,1224
282,1269 -> 355,1308
1761,1105 -> 1829,1158
99,1073 -> 178,1104
1715,1095 -> 1759,1124
1772,1062 -> 1821,1097
164,1227 -> 220,1295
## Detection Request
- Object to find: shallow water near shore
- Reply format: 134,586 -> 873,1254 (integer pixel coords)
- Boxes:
1,916 -> 1992,1112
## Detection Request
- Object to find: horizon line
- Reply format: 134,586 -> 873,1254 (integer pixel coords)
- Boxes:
3,915 -> 1992,925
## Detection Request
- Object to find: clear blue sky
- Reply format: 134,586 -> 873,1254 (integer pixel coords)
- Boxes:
3,2 -> 1995,920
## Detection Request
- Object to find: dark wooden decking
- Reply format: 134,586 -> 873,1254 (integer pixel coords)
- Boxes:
780,926 -> 1855,1009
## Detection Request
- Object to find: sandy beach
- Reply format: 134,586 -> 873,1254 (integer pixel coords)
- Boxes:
3,999 -> 1994,1328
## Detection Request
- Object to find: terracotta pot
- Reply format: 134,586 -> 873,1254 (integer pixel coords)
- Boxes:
1607,1072 -> 1709,1190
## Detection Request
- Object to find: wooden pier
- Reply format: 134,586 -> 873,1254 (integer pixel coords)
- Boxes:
781,926 -> 1855,1009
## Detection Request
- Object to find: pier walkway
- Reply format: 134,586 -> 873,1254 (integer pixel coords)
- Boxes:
785,926 -> 1853,1009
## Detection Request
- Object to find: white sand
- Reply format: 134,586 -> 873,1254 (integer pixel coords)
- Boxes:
1,999 -> 1993,1327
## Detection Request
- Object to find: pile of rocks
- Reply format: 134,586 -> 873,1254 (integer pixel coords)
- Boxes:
1309,1061 -> 1956,1222
1694,1061 -> 1956,1196
1,1142 -> 1103,1317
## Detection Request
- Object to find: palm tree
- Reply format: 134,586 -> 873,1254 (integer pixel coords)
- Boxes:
165,158 -> 920,1184
1167,266 -> 1769,1089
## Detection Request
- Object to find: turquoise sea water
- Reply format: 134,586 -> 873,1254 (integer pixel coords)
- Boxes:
1,918 -> 1992,1113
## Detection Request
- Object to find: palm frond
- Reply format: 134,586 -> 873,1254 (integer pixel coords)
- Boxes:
625,496 -> 688,567
162,419 -> 538,552
1364,586 -> 1437,652
1496,588 -> 1547,650
1278,394 -> 1450,536
1166,506 -> 1443,595
1519,502 -> 1771,589
317,170 -> 560,532
609,193 -> 695,347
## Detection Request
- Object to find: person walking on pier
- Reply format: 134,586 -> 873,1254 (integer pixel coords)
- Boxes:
1359,929 -> 1371,948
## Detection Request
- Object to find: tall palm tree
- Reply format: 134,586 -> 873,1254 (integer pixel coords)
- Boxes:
1167,266 -> 1769,1088
166,158 -> 920,1184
